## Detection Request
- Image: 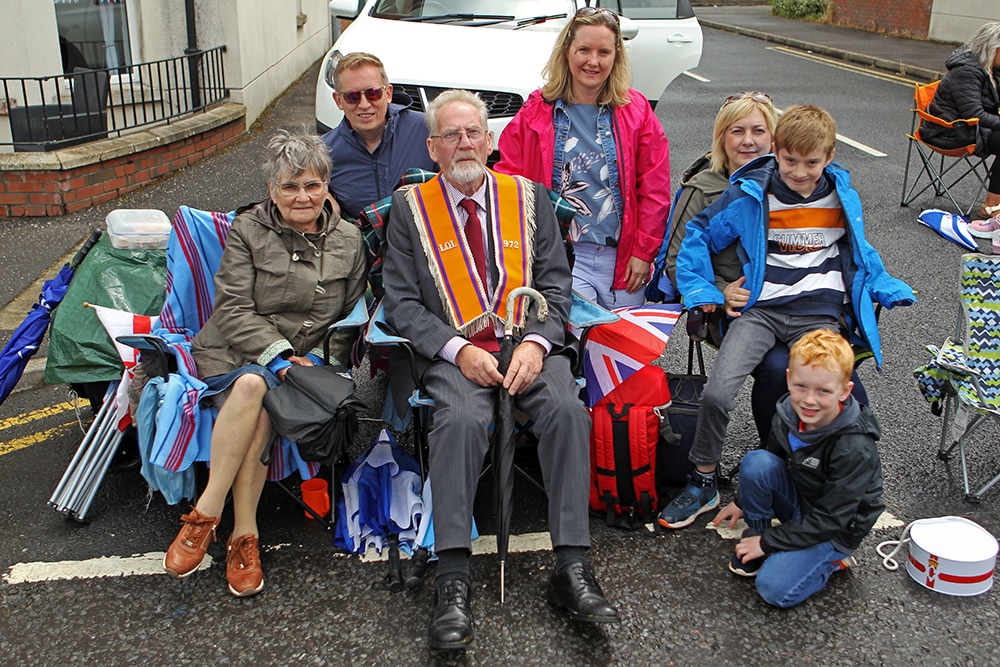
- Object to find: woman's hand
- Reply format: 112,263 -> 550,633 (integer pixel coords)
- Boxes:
624,256 -> 652,294
277,354 -> 315,382
723,276 -> 750,318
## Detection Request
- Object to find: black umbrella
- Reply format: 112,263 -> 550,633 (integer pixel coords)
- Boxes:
494,286 -> 548,603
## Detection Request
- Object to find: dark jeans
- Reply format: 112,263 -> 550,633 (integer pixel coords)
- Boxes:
751,344 -> 868,443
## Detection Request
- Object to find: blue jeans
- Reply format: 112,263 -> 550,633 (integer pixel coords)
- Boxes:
739,450 -> 848,608
571,242 -> 644,310
689,308 -> 839,467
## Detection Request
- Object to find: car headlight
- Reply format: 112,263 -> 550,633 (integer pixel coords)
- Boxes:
323,50 -> 343,90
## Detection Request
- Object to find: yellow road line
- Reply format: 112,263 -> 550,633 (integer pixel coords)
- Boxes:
0,400 -> 88,431
0,422 -> 78,457
767,46 -> 919,86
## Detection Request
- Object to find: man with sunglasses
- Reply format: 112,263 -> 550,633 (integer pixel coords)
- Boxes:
383,89 -> 619,651
322,52 -> 437,219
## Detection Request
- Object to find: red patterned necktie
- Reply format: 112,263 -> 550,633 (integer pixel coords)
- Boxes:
459,198 -> 499,353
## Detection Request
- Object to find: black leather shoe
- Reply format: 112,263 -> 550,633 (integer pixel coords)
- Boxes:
547,562 -> 619,624
427,576 -> 474,650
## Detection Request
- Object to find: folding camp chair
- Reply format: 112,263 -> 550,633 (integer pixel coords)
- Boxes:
121,205 -> 367,529
914,253 -> 1000,502
900,81 -> 993,219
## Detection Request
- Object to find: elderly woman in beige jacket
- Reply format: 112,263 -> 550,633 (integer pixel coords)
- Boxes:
162,130 -> 367,597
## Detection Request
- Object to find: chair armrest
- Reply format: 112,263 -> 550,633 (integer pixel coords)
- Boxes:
116,334 -> 172,380
323,296 -> 369,363
568,292 -> 618,329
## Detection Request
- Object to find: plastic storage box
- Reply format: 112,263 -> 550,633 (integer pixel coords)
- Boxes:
105,209 -> 172,249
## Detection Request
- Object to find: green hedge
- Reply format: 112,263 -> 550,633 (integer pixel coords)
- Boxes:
771,0 -> 829,20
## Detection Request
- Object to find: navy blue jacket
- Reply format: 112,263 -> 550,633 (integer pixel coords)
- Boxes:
322,91 -> 437,219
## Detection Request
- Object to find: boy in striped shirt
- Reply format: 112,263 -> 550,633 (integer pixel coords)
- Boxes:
661,104 -> 914,530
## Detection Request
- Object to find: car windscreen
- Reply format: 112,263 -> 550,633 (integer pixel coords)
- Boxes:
373,0 -> 575,22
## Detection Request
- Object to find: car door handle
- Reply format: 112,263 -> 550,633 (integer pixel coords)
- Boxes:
667,36 -> 694,43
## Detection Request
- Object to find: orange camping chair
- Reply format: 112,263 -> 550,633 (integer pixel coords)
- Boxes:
900,80 -> 993,218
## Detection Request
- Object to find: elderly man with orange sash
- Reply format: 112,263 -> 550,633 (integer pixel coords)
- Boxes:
383,90 -> 618,651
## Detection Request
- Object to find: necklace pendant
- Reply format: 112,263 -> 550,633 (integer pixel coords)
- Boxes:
292,252 -> 300,262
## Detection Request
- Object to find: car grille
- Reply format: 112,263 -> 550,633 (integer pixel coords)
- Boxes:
392,84 -> 523,118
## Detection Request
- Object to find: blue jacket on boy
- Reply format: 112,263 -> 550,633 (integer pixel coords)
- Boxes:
675,156 -> 915,369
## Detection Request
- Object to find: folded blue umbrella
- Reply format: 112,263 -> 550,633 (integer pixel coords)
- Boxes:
918,209 -> 978,251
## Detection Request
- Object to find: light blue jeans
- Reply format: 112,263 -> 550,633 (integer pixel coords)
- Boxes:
572,242 -> 644,310
740,449 -> 849,608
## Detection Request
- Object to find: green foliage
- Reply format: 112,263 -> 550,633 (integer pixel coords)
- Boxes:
771,0 -> 829,20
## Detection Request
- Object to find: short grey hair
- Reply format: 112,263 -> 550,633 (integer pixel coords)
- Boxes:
424,90 -> 489,135
262,129 -> 333,184
964,21 -> 1000,73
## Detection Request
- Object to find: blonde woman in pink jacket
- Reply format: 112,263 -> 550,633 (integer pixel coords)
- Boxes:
495,7 -> 671,309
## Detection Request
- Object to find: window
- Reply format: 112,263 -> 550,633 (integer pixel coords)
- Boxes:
54,0 -> 131,73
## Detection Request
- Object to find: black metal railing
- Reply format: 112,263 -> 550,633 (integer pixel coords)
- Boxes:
1,45 -> 228,152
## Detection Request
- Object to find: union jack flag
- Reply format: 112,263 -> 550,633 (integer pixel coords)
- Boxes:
582,303 -> 683,407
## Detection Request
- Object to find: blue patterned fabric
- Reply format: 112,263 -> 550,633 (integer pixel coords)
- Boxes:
914,254 -> 1000,414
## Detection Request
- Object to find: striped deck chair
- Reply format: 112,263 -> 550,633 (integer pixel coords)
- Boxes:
124,206 -> 366,526
913,253 -> 1000,501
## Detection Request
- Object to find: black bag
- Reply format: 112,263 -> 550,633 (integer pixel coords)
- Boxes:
262,364 -> 366,466
656,339 -> 705,489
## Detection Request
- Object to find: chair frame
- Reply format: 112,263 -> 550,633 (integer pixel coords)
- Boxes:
900,81 -> 993,219
928,253 -> 1000,502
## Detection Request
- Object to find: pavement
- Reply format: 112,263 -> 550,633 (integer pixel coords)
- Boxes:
0,4 -> 962,395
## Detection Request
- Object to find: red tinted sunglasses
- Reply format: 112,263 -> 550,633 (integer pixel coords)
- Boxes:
338,85 -> 387,105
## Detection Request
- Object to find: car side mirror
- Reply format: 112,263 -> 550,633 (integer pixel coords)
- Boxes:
619,15 -> 639,41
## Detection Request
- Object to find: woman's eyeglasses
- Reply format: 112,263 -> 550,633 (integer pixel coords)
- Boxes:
338,85 -> 387,105
575,6 -> 619,25
723,91 -> 773,107
277,181 -> 326,198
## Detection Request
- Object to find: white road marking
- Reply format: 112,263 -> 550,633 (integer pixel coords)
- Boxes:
3,552 -> 213,585
357,531 -> 553,563
682,70 -> 710,83
4,533 -> 555,583
835,133 -> 888,158
705,511 -> 902,540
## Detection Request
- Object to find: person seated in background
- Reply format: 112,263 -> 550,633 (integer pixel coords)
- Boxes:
713,329 -> 884,609
162,130 -> 367,597
657,91 -> 867,444
321,52 -> 437,219
919,22 -> 1000,234
660,104 -> 914,532
382,89 -> 618,651
494,7 -> 671,309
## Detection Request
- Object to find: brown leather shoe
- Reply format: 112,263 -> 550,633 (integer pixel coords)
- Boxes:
163,508 -> 219,578
226,533 -> 264,597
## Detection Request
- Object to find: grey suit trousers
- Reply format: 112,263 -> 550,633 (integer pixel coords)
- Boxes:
422,352 -> 592,553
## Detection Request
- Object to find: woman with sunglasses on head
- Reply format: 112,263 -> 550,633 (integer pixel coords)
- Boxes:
495,7 -> 671,309
162,130 -> 367,598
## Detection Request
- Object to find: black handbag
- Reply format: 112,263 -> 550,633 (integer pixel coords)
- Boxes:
262,364 -> 366,466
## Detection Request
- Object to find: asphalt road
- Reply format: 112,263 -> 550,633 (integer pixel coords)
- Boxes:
3,26 -> 1000,666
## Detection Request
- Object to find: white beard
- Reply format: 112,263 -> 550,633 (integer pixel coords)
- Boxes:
446,153 -> 486,185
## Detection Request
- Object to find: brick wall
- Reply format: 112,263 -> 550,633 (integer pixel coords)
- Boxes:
0,104 -> 245,218
831,0 -> 932,39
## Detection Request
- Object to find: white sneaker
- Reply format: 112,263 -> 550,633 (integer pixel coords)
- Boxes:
968,211 -> 1000,239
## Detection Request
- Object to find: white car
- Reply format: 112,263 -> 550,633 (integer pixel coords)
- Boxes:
315,0 -> 702,142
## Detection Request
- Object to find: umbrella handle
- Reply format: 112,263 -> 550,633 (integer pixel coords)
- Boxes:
70,229 -> 103,270
504,286 -> 548,336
